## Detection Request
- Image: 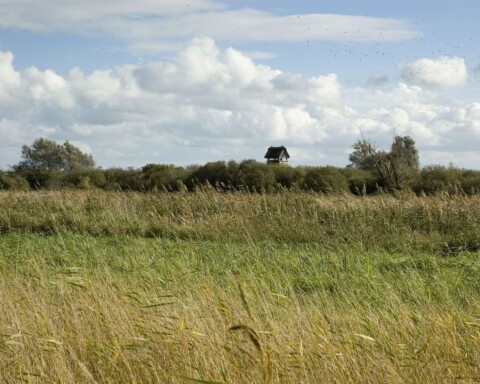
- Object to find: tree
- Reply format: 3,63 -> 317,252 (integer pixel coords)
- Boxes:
13,138 -> 95,188
14,138 -> 95,172
390,135 -> 419,169
62,141 -> 96,171
348,139 -> 381,173
348,135 -> 419,190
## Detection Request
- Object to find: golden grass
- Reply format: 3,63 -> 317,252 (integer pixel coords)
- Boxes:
0,191 -> 479,382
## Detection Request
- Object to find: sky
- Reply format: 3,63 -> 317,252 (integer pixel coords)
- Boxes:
1,0 -> 480,169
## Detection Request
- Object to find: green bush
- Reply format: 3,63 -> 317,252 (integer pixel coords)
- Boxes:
141,164 -> 189,191
239,160 -> 276,192
272,165 -> 305,189
303,166 -> 349,194
414,165 -> 461,194
341,167 -> 378,195
187,161 -> 234,190
63,169 -> 106,189
104,168 -> 144,191
458,170 -> 480,194
0,172 -> 30,190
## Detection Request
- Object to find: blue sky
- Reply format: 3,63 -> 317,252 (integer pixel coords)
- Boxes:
1,0 -> 480,168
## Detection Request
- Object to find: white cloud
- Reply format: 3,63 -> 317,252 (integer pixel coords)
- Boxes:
400,56 -> 467,88
241,51 -> 278,61
0,0 -> 223,31
69,68 -> 123,104
22,67 -> 74,108
0,51 -> 75,112
0,51 -> 20,104
308,74 -> 342,106
0,1 -> 417,52
1,38 -> 480,168
141,10 -> 417,44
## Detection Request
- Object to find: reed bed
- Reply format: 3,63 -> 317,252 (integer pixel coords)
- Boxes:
0,190 -> 479,252
0,191 -> 479,383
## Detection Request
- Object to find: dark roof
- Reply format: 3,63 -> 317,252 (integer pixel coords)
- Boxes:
264,146 -> 290,159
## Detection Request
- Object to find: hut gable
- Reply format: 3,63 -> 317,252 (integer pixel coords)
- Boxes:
264,146 -> 290,164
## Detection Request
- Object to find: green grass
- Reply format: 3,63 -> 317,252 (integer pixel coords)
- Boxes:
0,191 -> 480,382
1,190 -> 480,252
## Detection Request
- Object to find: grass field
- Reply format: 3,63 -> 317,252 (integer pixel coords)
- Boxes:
0,190 -> 479,383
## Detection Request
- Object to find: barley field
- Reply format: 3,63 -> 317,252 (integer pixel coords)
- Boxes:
0,190 -> 479,383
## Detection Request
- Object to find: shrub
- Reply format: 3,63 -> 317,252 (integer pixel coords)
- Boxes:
341,167 -> 378,195
459,170 -> 480,194
63,169 -> 106,189
187,161 -> 230,190
239,160 -> 276,192
142,164 -> 189,191
414,165 -> 460,194
272,165 -> 305,189
104,168 -> 144,191
303,166 -> 349,194
0,172 -> 30,190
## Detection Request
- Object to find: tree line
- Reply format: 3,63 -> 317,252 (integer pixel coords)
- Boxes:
1,136 -> 480,195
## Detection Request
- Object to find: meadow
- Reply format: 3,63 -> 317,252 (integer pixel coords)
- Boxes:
0,190 -> 479,383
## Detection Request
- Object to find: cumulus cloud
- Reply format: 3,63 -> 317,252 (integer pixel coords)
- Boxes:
1,38 -> 480,168
400,56 -> 467,88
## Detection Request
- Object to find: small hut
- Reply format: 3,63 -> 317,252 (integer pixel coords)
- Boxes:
264,146 -> 290,164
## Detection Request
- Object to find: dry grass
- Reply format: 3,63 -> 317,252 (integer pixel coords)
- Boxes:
0,190 -> 479,383
1,189 -> 479,251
